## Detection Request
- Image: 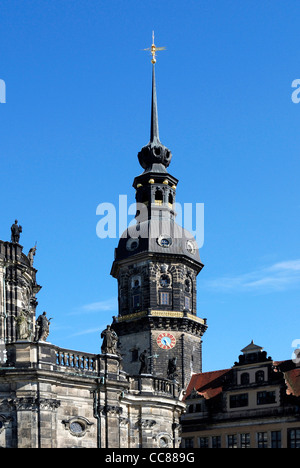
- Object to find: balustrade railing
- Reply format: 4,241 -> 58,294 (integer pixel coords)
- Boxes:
55,349 -> 98,374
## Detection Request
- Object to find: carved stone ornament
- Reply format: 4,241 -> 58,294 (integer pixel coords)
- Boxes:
8,397 -> 60,411
104,405 -> 123,416
137,418 -> 156,429
0,415 -> 12,434
119,417 -> 130,426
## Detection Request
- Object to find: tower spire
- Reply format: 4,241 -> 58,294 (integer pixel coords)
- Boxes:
150,63 -> 160,144
138,33 -> 172,171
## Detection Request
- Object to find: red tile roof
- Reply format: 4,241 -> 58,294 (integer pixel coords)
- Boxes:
185,369 -> 231,400
185,360 -> 300,400
284,368 -> 300,397
274,359 -> 300,397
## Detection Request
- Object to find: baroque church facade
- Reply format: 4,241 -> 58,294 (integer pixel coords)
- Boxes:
0,51 -> 206,448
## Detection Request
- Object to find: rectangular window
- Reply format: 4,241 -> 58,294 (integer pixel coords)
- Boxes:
184,438 -> 194,449
257,432 -> 268,448
185,296 -> 190,310
227,435 -> 237,448
199,437 -> 209,448
160,292 -> 169,305
240,433 -> 250,448
257,391 -> 276,405
132,295 -> 140,308
230,393 -> 248,408
271,431 -> 281,449
212,436 -> 221,448
288,429 -> 300,448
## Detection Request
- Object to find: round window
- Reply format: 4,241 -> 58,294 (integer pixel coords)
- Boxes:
70,421 -> 84,435
126,238 -> 139,251
157,235 -> 172,248
160,274 -> 171,287
186,240 -> 196,255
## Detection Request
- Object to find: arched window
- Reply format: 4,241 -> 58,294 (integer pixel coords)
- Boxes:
155,189 -> 163,205
255,370 -> 265,383
241,372 -> 250,385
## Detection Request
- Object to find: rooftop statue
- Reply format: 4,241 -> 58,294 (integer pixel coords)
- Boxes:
11,220 -> 22,244
28,245 -> 37,267
101,325 -> 119,355
35,312 -> 52,342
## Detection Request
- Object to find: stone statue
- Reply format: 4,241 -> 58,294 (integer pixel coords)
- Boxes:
139,350 -> 149,374
35,312 -> 52,342
101,325 -> 118,355
167,357 -> 178,380
11,220 -> 22,244
15,310 -> 30,340
27,245 -> 37,267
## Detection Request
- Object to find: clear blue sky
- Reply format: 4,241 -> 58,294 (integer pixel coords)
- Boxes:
0,0 -> 299,372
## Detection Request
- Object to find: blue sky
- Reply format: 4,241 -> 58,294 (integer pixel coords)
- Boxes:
0,0 -> 299,372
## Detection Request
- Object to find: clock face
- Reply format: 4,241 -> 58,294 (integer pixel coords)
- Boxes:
157,332 -> 176,350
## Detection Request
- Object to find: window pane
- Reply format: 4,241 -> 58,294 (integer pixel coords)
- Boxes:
230,393 -> 248,408
288,429 -> 300,448
240,433 -> 250,448
257,391 -> 276,405
212,436 -> 221,448
227,435 -> 237,448
271,431 -> 281,449
257,432 -> 268,448
184,438 -> 194,448
161,292 -> 169,305
199,437 -> 209,448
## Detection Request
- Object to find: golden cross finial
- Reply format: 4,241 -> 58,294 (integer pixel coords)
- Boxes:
143,31 -> 166,64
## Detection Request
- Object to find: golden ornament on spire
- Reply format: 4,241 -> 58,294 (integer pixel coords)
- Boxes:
143,31 -> 166,64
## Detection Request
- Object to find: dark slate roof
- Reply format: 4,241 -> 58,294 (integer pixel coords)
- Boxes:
114,218 -> 202,266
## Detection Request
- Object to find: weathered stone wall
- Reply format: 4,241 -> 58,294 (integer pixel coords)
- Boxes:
0,342 -> 185,448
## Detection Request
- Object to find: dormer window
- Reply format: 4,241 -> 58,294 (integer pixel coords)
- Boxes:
241,373 -> 250,385
255,370 -> 265,383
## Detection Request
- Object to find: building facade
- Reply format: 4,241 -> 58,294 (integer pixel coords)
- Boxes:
0,240 -> 185,448
181,342 -> 300,448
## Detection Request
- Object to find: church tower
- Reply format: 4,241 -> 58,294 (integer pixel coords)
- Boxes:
111,39 -> 207,389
